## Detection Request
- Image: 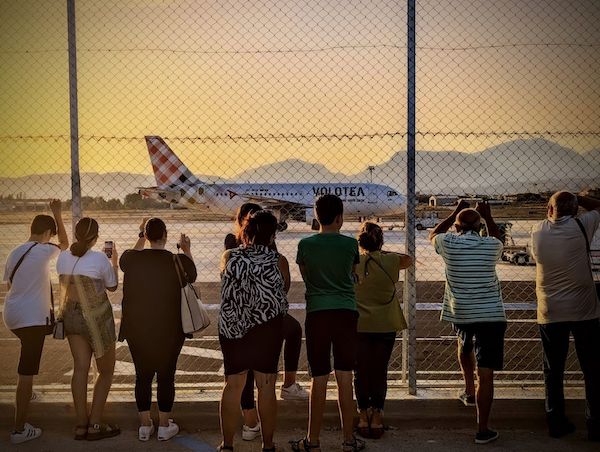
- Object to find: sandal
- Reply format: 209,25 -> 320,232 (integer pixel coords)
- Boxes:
369,408 -> 385,439
356,408 -> 371,439
342,436 -> 366,452
216,444 -> 234,451
86,423 -> 121,441
262,445 -> 278,452
74,425 -> 88,441
289,437 -> 321,451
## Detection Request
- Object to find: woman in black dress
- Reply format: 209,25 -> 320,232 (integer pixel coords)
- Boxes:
119,218 -> 197,442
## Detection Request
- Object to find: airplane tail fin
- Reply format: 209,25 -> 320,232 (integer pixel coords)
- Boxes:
145,136 -> 202,189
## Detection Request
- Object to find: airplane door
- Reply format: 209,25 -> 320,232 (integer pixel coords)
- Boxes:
367,186 -> 377,205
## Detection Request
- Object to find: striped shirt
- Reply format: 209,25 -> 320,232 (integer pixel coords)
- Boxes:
433,231 -> 505,323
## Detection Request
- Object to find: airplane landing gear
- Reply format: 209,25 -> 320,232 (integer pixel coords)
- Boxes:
277,222 -> 288,232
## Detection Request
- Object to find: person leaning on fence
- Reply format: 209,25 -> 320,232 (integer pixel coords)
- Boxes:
429,200 -> 506,445
119,217 -> 197,442
2,200 -> 68,444
530,191 -> 600,441
353,222 -> 412,440
56,217 -> 120,441
224,203 -> 309,442
292,194 -> 365,452
218,210 -> 289,452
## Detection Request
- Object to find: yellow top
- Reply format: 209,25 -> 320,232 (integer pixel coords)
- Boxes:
354,251 -> 407,333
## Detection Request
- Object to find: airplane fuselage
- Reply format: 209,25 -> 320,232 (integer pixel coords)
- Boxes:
200,183 -> 404,217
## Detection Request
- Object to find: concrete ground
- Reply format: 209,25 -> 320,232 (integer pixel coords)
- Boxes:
0,390 -> 598,451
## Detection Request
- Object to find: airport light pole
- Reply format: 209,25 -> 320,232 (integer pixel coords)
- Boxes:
67,0 -> 82,233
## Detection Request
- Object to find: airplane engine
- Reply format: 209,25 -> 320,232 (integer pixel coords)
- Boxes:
306,208 -> 319,230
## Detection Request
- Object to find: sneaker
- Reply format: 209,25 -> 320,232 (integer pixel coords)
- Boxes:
242,422 -> 261,441
475,429 -> 499,444
157,419 -> 179,441
138,420 -> 155,441
458,392 -> 476,407
10,423 -> 42,444
280,383 -> 309,400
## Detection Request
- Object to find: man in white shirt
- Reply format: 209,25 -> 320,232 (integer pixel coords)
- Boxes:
531,191 -> 600,442
2,200 -> 68,444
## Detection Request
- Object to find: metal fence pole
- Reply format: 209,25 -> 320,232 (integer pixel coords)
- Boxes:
403,0 -> 418,396
67,0 -> 81,231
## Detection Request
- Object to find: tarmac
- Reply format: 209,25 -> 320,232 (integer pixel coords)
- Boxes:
1,388 -> 598,452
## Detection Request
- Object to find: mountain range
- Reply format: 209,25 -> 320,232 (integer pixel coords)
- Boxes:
1,139 -> 598,200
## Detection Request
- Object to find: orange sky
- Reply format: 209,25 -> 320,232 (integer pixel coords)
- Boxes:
1,0 -> 599,178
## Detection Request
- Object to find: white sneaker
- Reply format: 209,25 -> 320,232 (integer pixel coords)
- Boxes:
242,422 -> 261,441
10,423 -> 42,444
138,420 -> 155,441
157,419 -> 179,441
280,382 -> 309,400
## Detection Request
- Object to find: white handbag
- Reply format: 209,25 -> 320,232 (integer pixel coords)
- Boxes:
174,254 -> 210,335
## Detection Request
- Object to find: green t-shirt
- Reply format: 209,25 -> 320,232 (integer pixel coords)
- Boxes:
296,232 -> 359,313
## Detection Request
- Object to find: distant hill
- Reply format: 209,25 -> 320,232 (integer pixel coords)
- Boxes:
0,139 -> 598,199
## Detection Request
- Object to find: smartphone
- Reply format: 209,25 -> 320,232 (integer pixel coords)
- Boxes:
104,241 -> 113,258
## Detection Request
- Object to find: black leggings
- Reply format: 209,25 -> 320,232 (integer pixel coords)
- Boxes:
240,313 -> 302,410
128,336 -> 185,412
354,332 -> 396,410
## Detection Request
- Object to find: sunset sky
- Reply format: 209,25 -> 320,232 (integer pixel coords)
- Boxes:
1,0 -> 599,181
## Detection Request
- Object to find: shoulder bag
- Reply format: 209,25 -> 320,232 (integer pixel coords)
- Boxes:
574,217 -> 600,302
9,243 -> 57,336
174,254 -> 210,335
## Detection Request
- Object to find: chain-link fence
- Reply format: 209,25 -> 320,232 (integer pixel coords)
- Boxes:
1,0 -> 599,396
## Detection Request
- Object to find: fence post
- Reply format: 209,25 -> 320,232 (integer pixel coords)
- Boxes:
403,0 -> 418,396
67,0 -> 81,231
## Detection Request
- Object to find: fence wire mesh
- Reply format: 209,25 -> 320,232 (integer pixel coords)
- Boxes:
1,0 -> 599,396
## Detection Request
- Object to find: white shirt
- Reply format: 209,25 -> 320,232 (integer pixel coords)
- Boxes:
2,241 -> 61,330
56,250 -> 117,289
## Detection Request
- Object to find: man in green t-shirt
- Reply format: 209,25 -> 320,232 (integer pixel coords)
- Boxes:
292,194 -> 362,452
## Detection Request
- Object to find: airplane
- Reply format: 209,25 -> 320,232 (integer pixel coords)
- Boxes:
139,136 -> 406,230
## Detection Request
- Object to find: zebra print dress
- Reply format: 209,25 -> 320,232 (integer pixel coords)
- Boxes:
219,244 -> 288,339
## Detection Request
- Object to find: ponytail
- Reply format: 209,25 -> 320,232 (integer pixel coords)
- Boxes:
70,217 -> 99,257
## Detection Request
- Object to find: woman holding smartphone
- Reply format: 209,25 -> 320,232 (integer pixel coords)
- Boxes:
56,217 -> 120,441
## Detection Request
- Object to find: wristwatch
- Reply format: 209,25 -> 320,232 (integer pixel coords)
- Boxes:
138,231 -> 145,238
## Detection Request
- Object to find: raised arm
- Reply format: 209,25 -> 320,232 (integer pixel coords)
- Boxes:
132,217 -> 148,250
476,201 -> 501,240
49,199 -> 69,250
429,200 -> 469,241
577,193 -> 600,212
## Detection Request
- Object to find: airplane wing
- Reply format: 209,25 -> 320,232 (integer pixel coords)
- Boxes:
228,190 -> 311,211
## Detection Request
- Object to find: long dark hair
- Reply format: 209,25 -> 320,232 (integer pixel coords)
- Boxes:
70,217 -> 99,257
234,203 -> 262,244
240,210 -> 278,247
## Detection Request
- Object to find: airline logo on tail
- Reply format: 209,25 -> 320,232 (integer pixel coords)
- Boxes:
146,136 -> 201,188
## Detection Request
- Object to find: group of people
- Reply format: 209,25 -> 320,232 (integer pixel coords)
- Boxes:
2,190 -> 599,450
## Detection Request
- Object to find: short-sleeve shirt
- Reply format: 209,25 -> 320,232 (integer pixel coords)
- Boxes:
57,250 -> 117,289
433,231 -> 505,324
296,232 -> 360,313
355,251 -> 407,333
2,241 -> 61,330
119,249 -> 197,342
531,210 -> 600,324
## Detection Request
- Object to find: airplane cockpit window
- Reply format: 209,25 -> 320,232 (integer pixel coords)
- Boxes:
387,190 -> 398,196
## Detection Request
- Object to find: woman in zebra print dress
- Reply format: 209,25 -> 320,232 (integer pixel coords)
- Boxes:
218,210 -> 290,452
